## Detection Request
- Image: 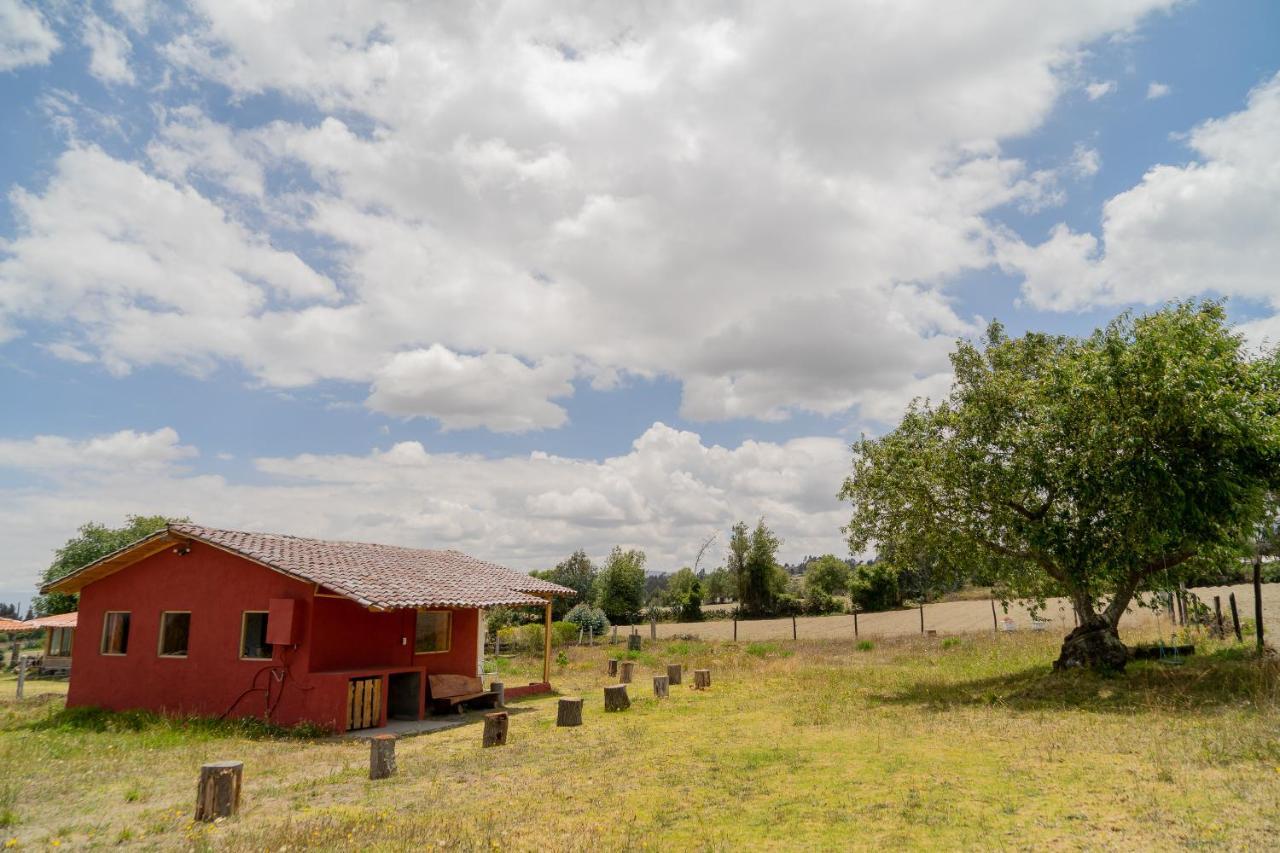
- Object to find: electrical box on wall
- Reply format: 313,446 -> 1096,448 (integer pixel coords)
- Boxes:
267,598 -> 304,645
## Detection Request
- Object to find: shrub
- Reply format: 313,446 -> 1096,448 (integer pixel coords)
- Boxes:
565,602 -> 610,636
855,640 -> 874,652
552,621 -> 579,646
849,563 -> 900,612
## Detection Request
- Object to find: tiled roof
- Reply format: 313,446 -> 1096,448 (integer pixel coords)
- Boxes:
169,524 -> 573,609
0,617 -> 32,632
25,612 -> 78,629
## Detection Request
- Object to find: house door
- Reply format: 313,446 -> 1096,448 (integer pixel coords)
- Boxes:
347,676 -> 382,731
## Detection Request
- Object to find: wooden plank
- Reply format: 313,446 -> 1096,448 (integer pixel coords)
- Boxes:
347,680 -> 356,731
364,679 -> 374,727
371,679 -> 381,727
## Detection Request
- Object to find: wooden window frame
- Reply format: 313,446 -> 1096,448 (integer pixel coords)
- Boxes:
239,611 -> 273,661
157,611 -> 192,659
49,627 -> 73,657
100,611 -> 131,656
413,609 -> 452,655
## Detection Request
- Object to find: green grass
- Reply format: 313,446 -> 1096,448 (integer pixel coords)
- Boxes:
1,632 -> 1278,849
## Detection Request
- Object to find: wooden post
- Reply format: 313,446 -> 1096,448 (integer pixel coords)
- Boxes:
653,674 -> 669,698
791,613 -> 797,640
607,658 -> 619,677
15,655 -> 26,699
854,610 -> 859,639
482,711 -> 509,747
8,635 -> 18,669
556,697 -> 583,727
1253,556 -> 1265,652
650,614 -> 657,640
195,761 -> 243,821
666,663 -> 682,685
612,625 -> 618,644
490,681 -> 506,708
733,610 -> 737,642
1229,592 -> 1243,642
919,603 -> 925,634
627,633 -> 642,652
604,684 -> 630,712
542,601 -> 552,685
990,598 -> 998,633
369,734 -> 397,779
1213,596 -> 1225,639
588,626 -> 593,646
619,661 -> 635,684
693,669 -> 711,690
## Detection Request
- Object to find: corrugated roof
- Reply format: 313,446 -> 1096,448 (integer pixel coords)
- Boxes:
43,523 -> 575,610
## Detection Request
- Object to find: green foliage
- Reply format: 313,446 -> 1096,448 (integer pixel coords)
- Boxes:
485,606 -> 521,638
855,640 -> 875,651
804,555 -> 851,597
29,705 -> 329,739
531,549 -> 597,618
737,518 -> 785,617
665,567 -> 704,621
596,546 -> 646,624
552,621 -> 579,646
35,515 -> 179,615
564,602 -> 610,636
842,303 -> 1280,642
555,650 -> 569,668
849,562 -> 902,612
703,566 -> 733,602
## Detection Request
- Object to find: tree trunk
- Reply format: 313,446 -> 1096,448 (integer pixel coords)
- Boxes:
618,661 -> 634,683
666,663 -> 682,685
369,734 -> 397,779
693,669 -> 711,689
607,658 -> 618,677
195,762 -> 242,821
556,697 -> 583,727
482,711 -> 509,747
652,675 -> 669,698
1054,614 -> 1127,672
604,684 -> 630,712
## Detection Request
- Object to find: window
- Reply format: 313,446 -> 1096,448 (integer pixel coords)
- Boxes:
101,612 -> 130,655
49,627 -> 73,657
414,610 -> 451,654
240,611 -> 272,660
158,612 -> 191,657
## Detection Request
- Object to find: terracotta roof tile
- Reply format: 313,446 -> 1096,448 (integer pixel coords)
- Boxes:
170,523 -> 573,610
25,612 -> 78,629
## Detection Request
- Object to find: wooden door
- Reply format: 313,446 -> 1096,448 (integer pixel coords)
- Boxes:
347,676 -> 382,731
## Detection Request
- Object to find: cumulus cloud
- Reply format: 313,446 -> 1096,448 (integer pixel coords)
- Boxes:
1086,80 -> 1117,100
1000,72 -> 1280,313
367,346 -> 574,432
0,423 -> 851,598
1147,81 -> 1171,99
0,0 -> 59,71
1,0 -> 1179,428
82,14 -> 136,85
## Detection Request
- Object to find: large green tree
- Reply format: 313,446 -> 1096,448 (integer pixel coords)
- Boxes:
531,549 -> 596,619
35,515 -> 177,616
737,519 -> 786,617
804,555 -> 851,598
842,303 -> 1280,670
595,547 -> 647,624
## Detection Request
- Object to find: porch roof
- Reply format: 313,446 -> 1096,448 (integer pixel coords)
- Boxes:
42,523 -> 575,610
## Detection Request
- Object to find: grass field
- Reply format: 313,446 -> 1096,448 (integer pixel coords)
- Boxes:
2,629 -> 1278,850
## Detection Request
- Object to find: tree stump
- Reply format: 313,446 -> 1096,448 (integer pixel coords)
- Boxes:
653,675 -> 669,698
490,681 -> 506,708
195,761 -> 243,821
693,669 -> 711,690
607,658 -> 619,677
556,697 -> 583,727
369,734 -> 397,780
604,684 -> 630,712
482,711 -> 509,747
628,634 -> 642,651
666,663 -> 682,685
619,661 -> 635,683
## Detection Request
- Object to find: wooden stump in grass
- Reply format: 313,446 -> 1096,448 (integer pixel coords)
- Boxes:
666,663 -> 682,685
195,761 -> 242,821
607,658 -> 619,677
556,697 -> 583,727
619,661 -> 635,683
653,675 -> 669,698
627,634 -> 642,651
482,711 -> 509,747
693,669 -> 711,690
369,734 -> 397,780
490,681 -> 506,708
604,684 -> 630,712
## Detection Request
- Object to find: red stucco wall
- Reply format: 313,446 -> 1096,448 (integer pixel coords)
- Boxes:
67,541 -> 484,731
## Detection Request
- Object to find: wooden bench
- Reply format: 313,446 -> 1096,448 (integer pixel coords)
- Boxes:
427,674 -> 499,715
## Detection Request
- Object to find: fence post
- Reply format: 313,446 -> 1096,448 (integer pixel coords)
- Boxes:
733,609 -> 737,642
919,603 -> 925,635
854,610 -> 859,639
1229,592 -> 1242,642
1213,595 -> 1225,639
791,613 -> 797,641
15,655 -> 25,699
650,614 -> 657,640
1253,556 -> 1265,652
990,598 -> 998,633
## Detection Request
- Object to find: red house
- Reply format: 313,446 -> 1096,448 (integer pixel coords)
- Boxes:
41,523 -> 574,732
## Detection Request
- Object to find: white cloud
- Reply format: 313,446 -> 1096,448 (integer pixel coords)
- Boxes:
1000,73 -> 1280,314
367,346 -> 574,432
2,0 -> 1179,428
1086,80 -> 1117,100
0,0 -> 59,71
0,423 -> 851,599
1069,143 -> 1101,178
1147,81 -> 1171,99
82,14 -> 136,85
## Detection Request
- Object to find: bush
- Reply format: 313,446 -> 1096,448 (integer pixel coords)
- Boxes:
552,621 -> 579,646
849,563 -> 900,612
565,602 -> 610,636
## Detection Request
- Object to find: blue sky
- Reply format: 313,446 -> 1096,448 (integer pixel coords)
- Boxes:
1,0 -> 1277,605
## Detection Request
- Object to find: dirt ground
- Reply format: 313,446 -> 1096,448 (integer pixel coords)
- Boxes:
640,582 -> 1278,643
